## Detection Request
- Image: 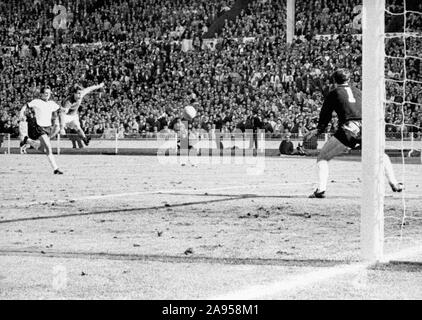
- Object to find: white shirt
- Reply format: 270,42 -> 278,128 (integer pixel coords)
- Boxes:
28,99 -> 60,127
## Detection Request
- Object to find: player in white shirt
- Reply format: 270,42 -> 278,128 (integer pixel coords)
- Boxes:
19,86 -> 63,174
60,82 -> 105,146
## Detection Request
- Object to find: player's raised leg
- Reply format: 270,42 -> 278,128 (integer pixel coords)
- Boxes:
19,120 -> 29,154
59,110 -> 67,135
76,125 -> 90,146
384,153 -> 403,192
20,136 -> 43,153
19,110 -> 43,153
65,116 -> 90,146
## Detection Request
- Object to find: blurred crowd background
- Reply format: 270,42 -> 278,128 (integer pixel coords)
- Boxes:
0,0 -> 421,140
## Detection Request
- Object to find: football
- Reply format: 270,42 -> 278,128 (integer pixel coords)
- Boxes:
183,105 -> 197,121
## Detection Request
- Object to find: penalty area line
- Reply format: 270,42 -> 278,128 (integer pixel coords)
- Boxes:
208,245 -> 422,300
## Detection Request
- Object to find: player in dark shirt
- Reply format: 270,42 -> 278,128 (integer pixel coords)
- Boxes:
304,69 -> 403,198
316,77 -> 362,149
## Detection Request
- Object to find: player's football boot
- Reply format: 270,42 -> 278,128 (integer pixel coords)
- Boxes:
309,189 -> 326,198
20,144 -> 28,154
84,136 -> 91,146
54,169 -> 64,175
19,136 -> 28,154
390,182 -> 403,193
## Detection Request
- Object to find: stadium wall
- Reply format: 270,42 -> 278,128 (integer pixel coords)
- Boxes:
0,135 -> 419,157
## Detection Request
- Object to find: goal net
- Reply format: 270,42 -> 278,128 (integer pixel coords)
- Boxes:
362,0 -> 422,262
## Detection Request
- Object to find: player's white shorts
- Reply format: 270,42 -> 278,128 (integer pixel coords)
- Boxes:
63,113 -> 81,130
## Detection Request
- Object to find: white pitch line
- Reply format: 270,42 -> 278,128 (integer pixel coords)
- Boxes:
387,193 -> 422,199
1,180 -> 360,209
208,263 -> 368,300
0,181 -> 319,208
2,179 -> 415,209
208,245 -> 422,300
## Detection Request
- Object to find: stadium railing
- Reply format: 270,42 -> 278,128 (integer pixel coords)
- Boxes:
0,133 -> 11,154
1,131 -> 420,159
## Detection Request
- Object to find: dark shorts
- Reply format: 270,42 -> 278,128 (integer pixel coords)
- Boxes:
334,120 -> 362,149
27,118 -> 52,140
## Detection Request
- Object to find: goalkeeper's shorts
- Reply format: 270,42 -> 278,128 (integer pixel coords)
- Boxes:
335,120 -> 362,149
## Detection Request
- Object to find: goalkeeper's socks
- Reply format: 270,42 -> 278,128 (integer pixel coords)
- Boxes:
317,160 -> 329,192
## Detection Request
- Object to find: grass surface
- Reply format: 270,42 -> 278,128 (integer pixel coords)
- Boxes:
1,154 -> 421,299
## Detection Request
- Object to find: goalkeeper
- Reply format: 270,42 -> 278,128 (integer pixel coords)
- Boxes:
304,69 -> 403,198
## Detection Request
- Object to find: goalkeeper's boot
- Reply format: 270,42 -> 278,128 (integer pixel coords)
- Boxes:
309,189 -> 326,199
390,182 -> 403,193
54,169 -> 64,175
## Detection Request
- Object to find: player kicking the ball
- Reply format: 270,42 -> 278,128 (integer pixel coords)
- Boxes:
19,86 -> 63,174
304,69 -> 403,198
59,82 -> 105,146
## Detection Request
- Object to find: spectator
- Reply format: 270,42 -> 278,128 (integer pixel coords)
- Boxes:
279,133 -> 294,155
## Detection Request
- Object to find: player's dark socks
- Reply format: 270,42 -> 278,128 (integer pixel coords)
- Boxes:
309,189 -> 326,198
54,169 -> 64,175
390,182 -> 403,193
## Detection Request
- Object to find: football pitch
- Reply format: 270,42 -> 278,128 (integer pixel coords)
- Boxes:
1,154 -> 421,299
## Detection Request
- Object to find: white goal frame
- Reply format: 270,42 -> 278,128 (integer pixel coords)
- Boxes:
361,0 -> 386,262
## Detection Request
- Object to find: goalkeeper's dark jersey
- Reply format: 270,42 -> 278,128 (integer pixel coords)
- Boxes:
317,84 -> 362,133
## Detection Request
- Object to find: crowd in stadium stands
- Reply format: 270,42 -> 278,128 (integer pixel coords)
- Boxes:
295,0 -> 362,36
221,0 -> 286,38
0,0 -> 421,140
0,0 -> 234,46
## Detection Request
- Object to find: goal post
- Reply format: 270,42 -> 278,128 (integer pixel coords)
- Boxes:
361,0 -> 386,262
